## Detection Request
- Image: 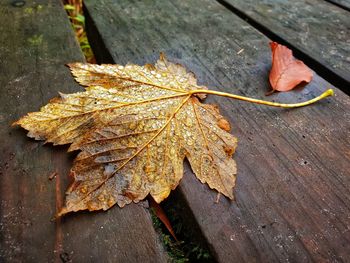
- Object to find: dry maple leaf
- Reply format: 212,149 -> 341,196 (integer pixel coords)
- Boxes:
13,54 -> 333,217
269,42 -> 313,93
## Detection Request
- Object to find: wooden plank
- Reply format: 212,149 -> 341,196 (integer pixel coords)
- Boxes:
219,0 -> 350,94
0,0 -> 167,262
83,0 -> 350,262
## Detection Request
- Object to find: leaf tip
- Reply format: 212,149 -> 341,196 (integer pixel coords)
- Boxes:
66,62 -> 80,68
159,52 -> 166,61
55,207 -> 69,219
11,119 -> 20,127
269,41 -> 278,51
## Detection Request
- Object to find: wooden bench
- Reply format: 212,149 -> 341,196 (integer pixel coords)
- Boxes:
1,0 -> 350,262
219,0 -> 350,93
0,0 -> 167,262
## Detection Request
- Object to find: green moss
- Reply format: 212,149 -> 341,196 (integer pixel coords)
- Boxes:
24,7 -> 33,14
24,5 -> 43,14
150,208 -> 189,263
164,206 -> 213,262
150,204 -> 213,263
28,34 -> 43,46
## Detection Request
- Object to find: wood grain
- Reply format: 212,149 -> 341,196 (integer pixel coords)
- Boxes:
83,0 -> 350,262
0,0 -> 167,262
220,0 -> 350,94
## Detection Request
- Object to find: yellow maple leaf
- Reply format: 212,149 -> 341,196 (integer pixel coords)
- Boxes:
13,54 -> 333,217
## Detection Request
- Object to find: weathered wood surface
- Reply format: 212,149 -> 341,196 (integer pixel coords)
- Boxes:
83,0 -> 350,262
220,0 -> 350,93
0,0 -> 167,262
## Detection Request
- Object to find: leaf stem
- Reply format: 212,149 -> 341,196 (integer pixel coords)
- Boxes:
190,89 -> 334,108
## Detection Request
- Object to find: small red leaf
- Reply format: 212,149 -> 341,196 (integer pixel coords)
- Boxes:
269,42 -> 313,92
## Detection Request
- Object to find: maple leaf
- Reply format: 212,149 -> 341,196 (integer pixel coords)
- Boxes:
13,54 -> 333,217
269,41 -> 313,93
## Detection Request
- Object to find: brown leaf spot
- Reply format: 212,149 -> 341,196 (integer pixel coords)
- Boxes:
107,197 -> 115,207
98,194 -> 105,202
80,186 -> 88,194
224,146 -> 235,157
218,118 -> 231,131
124,191 -> 138,200
87,201 -> 99,211
144,164 -> 156,174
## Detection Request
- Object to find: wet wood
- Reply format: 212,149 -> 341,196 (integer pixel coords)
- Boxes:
0,0 -> 167,262
221,0 -> 350,93
83,0 -> 350,262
